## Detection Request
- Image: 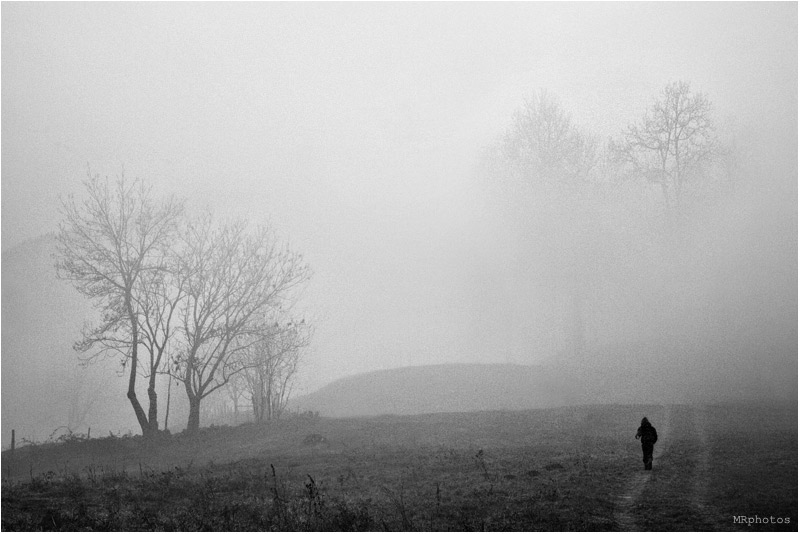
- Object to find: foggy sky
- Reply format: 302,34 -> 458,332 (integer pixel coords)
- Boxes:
2,2 -> 797,392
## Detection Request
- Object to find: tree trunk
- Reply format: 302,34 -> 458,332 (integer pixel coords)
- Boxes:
570,291 -> 586,359
186,397 -> 201,434
164,376 -> 172,432
661,182 -> 671,211
127,374 -> 150,436
266,382 -> 272,420
252,387 -> 260,422
126,299 -> 151,437
147,372 -> 159,435
255,378 -> 267,422
183,373 -> 202,434
658,161 -> 672,212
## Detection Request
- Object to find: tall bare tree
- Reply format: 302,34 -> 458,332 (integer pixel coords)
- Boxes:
612,81 -> 716,211
495,90 -> 600,359
172,215 -> 310,433
135,244 -> 185,432
56,172 -> 184,437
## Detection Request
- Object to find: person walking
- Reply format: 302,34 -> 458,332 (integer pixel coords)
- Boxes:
635,417 -> 658,470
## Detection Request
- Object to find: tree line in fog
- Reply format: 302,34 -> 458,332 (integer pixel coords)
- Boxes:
483,80 -> 737,359
56,177 -> 312,436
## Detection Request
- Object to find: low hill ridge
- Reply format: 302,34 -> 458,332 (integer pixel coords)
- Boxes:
290,363 -> 576,417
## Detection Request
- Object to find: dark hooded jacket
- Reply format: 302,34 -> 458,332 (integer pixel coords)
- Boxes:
636,418 -> 658,445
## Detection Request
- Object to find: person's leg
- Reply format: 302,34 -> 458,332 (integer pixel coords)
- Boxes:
643,443 -> 654,469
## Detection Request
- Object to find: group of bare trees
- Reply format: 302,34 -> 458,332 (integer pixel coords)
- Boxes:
56,176 -> 311,436
498,81 -> 717,208
227,316 -> 311,422
489,80 -> 719,359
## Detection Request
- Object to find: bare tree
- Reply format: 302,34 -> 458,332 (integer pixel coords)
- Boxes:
172,215 -> 311,433
224,372 -> 248,424
612,81 -> 716,211
56,172 -> 184,438
495,90 -> 601,359
239,316 -> 312,422
135,244 -> 185,432
501,89 -> 598,189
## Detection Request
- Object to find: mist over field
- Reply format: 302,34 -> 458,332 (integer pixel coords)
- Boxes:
1,2 -> 796,445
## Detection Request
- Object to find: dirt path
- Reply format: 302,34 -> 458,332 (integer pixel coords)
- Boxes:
613,405 -> 672,531
614,405 -> 723,531
691,404 -> 716,529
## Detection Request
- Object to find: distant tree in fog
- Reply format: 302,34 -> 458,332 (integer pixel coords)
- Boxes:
56,173 -> 184,439
612,81 -> 716,211
495,90 -> 601,358
223,372 -> 247,423
233,315 -> 312,422
66,365 -> 96,433
171,215 -> 310,433
501,89 -> 598,189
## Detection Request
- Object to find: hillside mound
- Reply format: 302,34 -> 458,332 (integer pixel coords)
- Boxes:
289,363 -> 577,417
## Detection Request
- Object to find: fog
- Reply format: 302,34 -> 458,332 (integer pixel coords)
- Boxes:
1,3 -> 796,440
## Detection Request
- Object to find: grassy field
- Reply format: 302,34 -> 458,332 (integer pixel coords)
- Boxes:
1,403 -> 796,531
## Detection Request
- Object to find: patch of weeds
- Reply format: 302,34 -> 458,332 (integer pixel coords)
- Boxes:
381,478 -> 414,530
29,470 -> 57,491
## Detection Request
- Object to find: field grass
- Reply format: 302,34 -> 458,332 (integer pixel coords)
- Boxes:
1,403 -> 796,531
